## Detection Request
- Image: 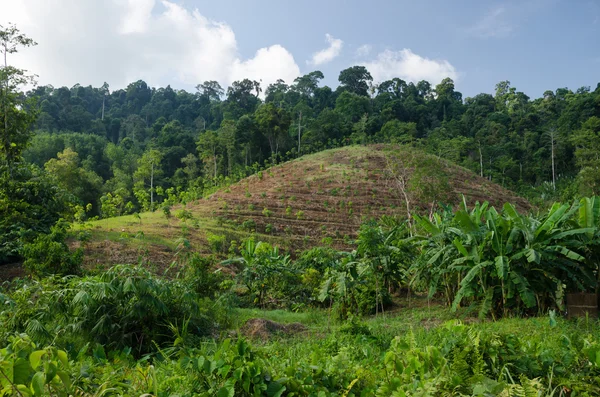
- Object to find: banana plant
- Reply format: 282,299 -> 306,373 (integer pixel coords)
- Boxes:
222,239 -> 292,308
355,220 -> 414,315
415,199 -> 596,317
575,196 -> 600,291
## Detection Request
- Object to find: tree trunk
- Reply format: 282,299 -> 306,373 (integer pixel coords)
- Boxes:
297,111 -> 302,157
3,44 -> 9,173
551,130 -> 556,191
213,145 -> 217,179
478,141 -> 483,178
150,161 -> 154,210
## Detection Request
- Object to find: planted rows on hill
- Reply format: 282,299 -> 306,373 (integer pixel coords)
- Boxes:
207,145 -> 530,250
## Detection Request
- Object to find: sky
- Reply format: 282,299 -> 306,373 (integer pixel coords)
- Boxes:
1,0 -> 598,99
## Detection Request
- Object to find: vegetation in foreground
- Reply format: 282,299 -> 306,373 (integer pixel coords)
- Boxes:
2,288 -> 600,396
3,195 -> 600,395
3,21 -> 600,397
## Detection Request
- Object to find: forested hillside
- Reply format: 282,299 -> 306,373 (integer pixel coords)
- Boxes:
23,69 -> 600,222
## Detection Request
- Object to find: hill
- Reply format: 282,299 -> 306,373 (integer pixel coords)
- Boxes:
78,144 -> 529,270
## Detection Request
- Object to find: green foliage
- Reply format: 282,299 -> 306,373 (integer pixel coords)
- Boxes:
2,312 -> 600,395
241,219 -> 256,232
22,220 -> 82,277
413,198 -> 598,317
0,163 -> 72,263
262,207 -> 273,217
0,334 -> 72,397
174,208 -> 194,222
2,265 -> 216,356
184,253 -> 225,299
207,232 -> 226,253
0,23 -> 38,166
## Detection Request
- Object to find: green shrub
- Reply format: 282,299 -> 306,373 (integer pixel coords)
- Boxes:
241,219 -> 256,231
175,209 -> 194,222
162,204 -> 172,219
22,220 -> 82,277
265,223 -> 274,234
185,253 -> 224,298
262,207 -> 273,217
206,232 -> 226,253
5,265 -> 216,355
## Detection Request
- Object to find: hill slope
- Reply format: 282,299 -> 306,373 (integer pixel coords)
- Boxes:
80,144 -> 529,270
202,144 -> 529,244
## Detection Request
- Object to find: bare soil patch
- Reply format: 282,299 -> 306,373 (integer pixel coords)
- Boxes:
240,318 -> 307,340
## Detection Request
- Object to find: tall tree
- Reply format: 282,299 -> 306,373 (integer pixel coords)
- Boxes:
571,116 -> 600,195
338,66 -> 373,97
0,23 -> 37,168
134,149 -> 163,210
255,103 -> 291,160
196,80 -> 224,102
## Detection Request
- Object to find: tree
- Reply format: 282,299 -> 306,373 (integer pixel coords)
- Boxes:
197,129 -> 222,179
335,91 -> 371,123
181,153 -> 200,185
44,148 -> 103,212
338,66 -> 373,97
571,116 -> 600,195
196,80 -> 224,102
134,149 -> 163,210
0,25 -> 74,263
265,79 -> 289,104
542,127 -> 559,190
224,79 -> 261,119
292,71 -> 324,97
101,82 -> 109,120
434,78 -> 463,121
0,23 -> 37,168
255,102 -> 291,160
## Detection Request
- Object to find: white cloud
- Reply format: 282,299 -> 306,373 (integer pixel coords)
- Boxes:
355,44 -> 372,57
467,6 -> 514,38
0,0 -> 301,92
361,49 -> 457,85
231,45 -> 300,89
308,34 -> 343,66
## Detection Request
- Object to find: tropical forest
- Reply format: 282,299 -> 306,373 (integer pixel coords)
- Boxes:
2,11 -> 600,396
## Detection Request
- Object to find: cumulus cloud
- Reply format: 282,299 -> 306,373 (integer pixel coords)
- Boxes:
231,45 -> 300,87
467,6 -> 514,38
308,34 -> 343,65
0,0 -> 301,92
355,44 -> 372,57
360,49 -> 457,85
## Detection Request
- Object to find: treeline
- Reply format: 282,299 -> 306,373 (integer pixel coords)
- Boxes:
23,68 -> 600,218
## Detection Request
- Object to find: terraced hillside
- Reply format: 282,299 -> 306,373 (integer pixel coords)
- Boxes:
203,144 -> 529,246
79,144 -> 530,270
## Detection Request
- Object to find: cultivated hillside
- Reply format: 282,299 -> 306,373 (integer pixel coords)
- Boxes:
203,144 -> 529,244
80,144 -> 529,269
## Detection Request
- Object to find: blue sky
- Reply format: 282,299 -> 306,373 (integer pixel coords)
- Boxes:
1,0 -> 598,98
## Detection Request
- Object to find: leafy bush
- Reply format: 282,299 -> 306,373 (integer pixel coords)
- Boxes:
241,219 -> 256,232
206,232 -> 226,253
174,208 -> 194,222
1,266 -> 216,356
262,207 -> 273,217
0,164 -> 72,264
185,253 -> 225,298
413,198 -> 600,317
22,220 -> 82,277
